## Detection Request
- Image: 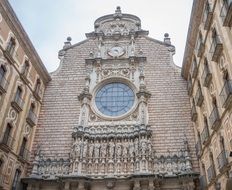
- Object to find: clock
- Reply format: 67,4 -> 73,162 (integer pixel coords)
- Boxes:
107,46 -> 125,58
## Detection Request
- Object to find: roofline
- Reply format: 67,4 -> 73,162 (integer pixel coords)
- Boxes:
94,13 -> 141,25
181,0 -> 205,79
1,0 -> 51,83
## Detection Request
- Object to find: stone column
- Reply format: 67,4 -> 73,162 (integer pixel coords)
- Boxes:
77,181 -> 85,190
148,179 -> 154,190
64,181 -> 70,190
133,180 -> 140,190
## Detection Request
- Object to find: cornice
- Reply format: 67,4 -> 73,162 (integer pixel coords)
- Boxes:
181,0 -> 206,79
0,0 -> 51,83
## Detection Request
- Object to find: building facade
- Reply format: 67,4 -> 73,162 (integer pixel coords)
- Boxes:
0,0 -> 50,189
23,7 -> 199,190
182,0 -> 232,189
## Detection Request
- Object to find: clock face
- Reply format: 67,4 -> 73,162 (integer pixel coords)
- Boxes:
107,46 -> 125,57
95,83 -> 135,117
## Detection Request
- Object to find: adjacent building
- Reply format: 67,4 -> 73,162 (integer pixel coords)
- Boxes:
23,6 -> 199,190
0,0 -> 50,189
182,0 -> 232,189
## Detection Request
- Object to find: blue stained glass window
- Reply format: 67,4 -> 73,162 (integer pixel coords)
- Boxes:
95,83 -> 135,116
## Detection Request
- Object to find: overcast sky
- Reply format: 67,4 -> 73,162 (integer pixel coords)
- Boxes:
9,0 -> 193,72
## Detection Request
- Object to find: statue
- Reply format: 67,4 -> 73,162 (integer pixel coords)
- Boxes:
128,138 -> 134,158
94,139 -> 101,158
101,139 -> 107,158
109,139 -> 115,158
73,137 -> 82,158
122,138 -> 129,158
116,139 -> 122,158
134,137 -> 139,156
82,138 -> 88,158
88,139 -> 94,158
140,136 -> 147,156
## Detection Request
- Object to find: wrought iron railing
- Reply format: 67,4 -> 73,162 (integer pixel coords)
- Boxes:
199,175 -> 207,190
195,87 -> 204,106
1,134 -> 15,148
0,73 -> 9,93
12,94 -> 25,112
220,0 -> 232,26
209,106 -> 220,129
209,35 -> 223,62
219,80 -> 232,108
201,64 -> 212,87
19,147 -> 31,161
26,110 -> 37,126
217,149 -> 228,171
201,126 -> 209,144
207,164 -> 216,182
203,1 -> 213,30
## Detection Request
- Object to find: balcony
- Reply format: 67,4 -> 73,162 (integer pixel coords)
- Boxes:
20,71 -> 30,84
217,150 -> 228,172
11,95 -> 24,112
0,75 -> 8,94
26,110 -> 37,127
220,80 -> 232,109
199,175 -> 207,190
220,0 -> 232,27
190,60 -> 198,78
4,49 -> 15,64
202,64 -> 212,87
207,165 -> 216,183
203,1 -> 213,30
209,107 -> 220,130
201,126 -> 209,145
33,89 -> 42,101
195,87 -> 204,107
195,140 -> 202,158
0,134 -> 15,152
191,105 -> 197,122
187,79 -> 193,96
210,36 -> 223,62
19,147 -> 30,162
197,43 -> 205,58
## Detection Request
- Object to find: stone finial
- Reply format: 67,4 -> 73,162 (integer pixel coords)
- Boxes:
115,6 -> 121,14
63,36 -> 72,48
164,33 -> 171,45
114,6 -> 122,18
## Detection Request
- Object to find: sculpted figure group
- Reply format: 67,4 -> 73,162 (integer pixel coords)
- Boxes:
71,135 -> 152,160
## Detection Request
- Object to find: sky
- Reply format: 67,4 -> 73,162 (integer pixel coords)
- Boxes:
9,0 -> 193,73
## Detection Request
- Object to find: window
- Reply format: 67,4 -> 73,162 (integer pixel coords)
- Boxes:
0,65 -> 6,81
11,169 -> 21,190
15,87 -> 22,101
22,60 -> 29,76
207,153 -> 216,182
2,124 -> 12,145
19,138 -> 27,158
6,37 -> 16,55
95,82 -> 135,117
35,79 -> 41,93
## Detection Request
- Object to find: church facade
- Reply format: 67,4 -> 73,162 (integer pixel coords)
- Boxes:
23,7 -> 199,190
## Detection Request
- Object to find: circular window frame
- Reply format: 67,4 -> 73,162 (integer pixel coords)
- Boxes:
91,78 -> 138,121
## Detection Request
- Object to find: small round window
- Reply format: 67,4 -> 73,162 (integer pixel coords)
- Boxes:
95,82 -> 135,117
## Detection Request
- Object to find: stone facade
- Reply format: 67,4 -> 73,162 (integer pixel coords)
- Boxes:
24,7 -> 199,190
182,0 -> 232,189
0,0 -> 50,189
